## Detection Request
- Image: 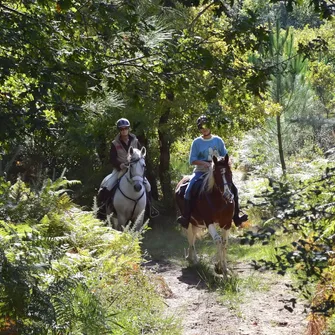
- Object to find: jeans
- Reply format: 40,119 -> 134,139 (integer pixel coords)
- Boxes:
184,171 -> 204,200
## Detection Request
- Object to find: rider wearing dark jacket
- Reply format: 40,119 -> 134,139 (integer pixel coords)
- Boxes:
110,132 -> 141,170
101,118 -> 158,218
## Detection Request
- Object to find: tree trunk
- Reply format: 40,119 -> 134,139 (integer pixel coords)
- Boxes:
276,113 -> 286,175
275,46 -> 286,177
158,92 -> 174,209
136,133 -> 159,200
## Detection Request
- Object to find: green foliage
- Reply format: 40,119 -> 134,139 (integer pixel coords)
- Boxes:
170,137 -> 193,184
327,314 -> 335,334
250,163 -> 335,319
195,261 -> 240,293
0,176 -> 180,334
0,175 -> 79,225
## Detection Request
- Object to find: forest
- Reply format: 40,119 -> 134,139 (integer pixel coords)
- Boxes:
1,0 -> 335,334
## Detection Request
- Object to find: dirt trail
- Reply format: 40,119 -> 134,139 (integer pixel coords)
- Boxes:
144,170 -> 308,334
146,259 -> 308,335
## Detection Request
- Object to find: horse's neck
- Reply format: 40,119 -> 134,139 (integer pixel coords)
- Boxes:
203,173 -> 215,193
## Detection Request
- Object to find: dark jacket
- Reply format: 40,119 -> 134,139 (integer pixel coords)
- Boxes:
110,133 -> 141,170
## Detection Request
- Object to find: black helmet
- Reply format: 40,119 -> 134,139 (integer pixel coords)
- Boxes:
197,115 -> 210,129
116,118 -> 130,129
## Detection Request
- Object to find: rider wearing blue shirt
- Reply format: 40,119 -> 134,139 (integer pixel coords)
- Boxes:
177,115 -> 248,228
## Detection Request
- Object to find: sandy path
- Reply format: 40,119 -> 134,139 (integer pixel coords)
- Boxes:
147,260 -> 308,335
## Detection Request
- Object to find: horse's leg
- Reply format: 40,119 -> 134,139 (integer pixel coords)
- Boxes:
186,224 -> 198,264
112,216 -> 119,230
220,228 -> 229,276
208,223 -> 227,276
116,214 -> 128,230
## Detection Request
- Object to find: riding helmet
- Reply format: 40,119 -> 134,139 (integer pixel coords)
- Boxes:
197,115 -> 210,129
116,118 -> 130,129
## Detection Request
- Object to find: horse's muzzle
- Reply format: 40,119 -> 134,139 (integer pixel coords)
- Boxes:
133,183 -> 142,192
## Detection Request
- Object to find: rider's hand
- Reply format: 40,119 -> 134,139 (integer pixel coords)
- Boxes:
204,162 -> 211,168
120,163 -> 126,170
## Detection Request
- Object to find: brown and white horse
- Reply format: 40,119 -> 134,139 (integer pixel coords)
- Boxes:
175,155 -> 235,276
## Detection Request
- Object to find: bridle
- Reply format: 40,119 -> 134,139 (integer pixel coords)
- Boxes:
125,157 -> 146,182
214,165 -> 234,203
117,156 -> 146,219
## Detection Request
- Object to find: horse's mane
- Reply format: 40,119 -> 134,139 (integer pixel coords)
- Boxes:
200,164 -> 215,194
200,156 -> 230,194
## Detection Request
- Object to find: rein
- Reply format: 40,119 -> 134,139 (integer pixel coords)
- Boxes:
205,183 -> 233,212
204,165 -> 234,211
116,157 -> 146,219
117,177 -> 145,219
125,157 -> 146,180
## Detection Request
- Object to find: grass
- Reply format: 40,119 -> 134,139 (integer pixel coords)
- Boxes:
142,215 -> 288,266
141,218 -> 188,265
142,216 -> 300,317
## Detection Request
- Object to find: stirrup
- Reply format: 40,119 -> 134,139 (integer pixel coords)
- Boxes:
150,206 -> 160,218
233,213 -> 248,227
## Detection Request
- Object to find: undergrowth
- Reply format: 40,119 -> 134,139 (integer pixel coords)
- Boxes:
241,162 -> 335,334
0,176 -> 181,335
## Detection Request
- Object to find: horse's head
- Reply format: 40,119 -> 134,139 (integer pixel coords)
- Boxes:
212,155 -> 234,202
126,146 -> 146,192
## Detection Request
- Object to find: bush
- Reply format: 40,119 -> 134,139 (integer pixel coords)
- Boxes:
0,177 -> 180,334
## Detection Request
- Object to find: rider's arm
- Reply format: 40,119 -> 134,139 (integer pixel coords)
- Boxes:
110,143 -> 122,170
218,137 -> 228,157
189,140 -> 211,168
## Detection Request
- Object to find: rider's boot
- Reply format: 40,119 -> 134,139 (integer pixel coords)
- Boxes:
146,191 -> 160,218
232,184 -> 248,227
96,187 -> 108,220
177,199 -> 192,229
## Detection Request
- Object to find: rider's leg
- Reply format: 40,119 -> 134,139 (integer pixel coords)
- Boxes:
97,169 -> 120,220
144,178 -> 159,218
177,198 -> 192,228
177,172 -> 202,228
100,169 -> 119,191
231,183 -> 248,226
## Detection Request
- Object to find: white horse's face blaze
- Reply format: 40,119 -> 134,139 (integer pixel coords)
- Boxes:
127,149 -> 146,192
130,159 -> 145,193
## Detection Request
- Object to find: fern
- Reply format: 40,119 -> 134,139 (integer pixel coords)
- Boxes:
0,175 -> 179,334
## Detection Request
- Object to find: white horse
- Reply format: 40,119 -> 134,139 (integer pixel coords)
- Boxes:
109,146 -> 147,230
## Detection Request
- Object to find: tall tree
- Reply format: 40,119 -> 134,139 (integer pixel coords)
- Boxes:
255,20 -> 309,175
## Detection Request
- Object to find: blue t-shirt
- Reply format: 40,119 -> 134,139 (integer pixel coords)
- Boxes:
189,135 -> 228,172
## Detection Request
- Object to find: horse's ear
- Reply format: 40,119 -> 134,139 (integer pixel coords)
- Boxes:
141,146 -> 146,157
129,146 -> 134,155
225,154 -> 229,163
213,155 -> 218,164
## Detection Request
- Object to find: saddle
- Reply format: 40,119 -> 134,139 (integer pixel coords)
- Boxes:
98,179 -> 151,219
177,177 -> 204,199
